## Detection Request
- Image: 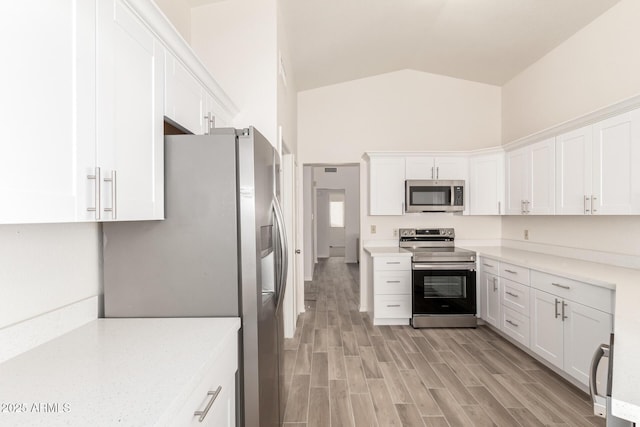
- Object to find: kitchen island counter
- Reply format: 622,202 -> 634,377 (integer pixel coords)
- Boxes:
0,317 -> 240,426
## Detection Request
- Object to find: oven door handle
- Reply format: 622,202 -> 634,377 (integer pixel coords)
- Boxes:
412,263 -> 476,271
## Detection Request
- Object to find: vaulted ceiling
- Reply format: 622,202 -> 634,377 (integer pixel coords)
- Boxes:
280,0 -> 621,91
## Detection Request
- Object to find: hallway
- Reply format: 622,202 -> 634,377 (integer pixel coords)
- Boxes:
282,258 -> 602,427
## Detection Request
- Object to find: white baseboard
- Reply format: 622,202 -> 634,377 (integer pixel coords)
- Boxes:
0,296 -> 98,363
502,239 -> 640,269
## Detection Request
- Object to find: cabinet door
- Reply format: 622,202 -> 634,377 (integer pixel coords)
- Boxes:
482,272 -> 501,328
368,157 -> 405,215
0,1 -> 95,223
434,157 -> 468,181
505,148 -> 528,214
405,156 -> 435,179
97,0 -> 164,221
469,153 -> 504,215
530,289 -> 563,369
528,138 -> 555,214
592,109 -> 640,214
563,302 -> 612,386
165,50 -> 206,135
556,126 -> 592,215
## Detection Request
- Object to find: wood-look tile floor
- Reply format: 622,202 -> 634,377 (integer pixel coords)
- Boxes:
282,257 -> 605,427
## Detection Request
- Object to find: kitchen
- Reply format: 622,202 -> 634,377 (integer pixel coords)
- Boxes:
1,0 -> 640,426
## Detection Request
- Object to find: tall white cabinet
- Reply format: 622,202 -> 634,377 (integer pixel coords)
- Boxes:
0,1 -> 96,223
505,138 -> 555,215
96,0 -> 165,221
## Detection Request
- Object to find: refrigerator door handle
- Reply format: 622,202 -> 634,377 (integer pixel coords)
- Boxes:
589,343 -> 609,418
273,197 -> 288,314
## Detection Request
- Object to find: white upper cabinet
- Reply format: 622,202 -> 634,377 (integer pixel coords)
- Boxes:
556,109 -> 640,215
96,0 -> 164,221
469,152 -> 504,215
592,109 -> 640,214
556,126 -> 592,214
368,156 -> 405,215
405,156 -> 468,180
505,138 -> 555,215
0,1 -> 96,224
165,50 -> 206,135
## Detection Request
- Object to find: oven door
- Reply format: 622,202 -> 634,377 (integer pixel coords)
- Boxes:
412,263 -> 476,315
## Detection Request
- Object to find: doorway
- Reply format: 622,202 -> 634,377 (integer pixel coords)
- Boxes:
302,164 -> 360,284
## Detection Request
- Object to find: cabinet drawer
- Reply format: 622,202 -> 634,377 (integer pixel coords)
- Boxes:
374,256 -> 411,271
500,262 -> 530,286
480,257 -> 500,275
531,271 -> 613,313
374,271 -> 411,294
374,295 -> 411,318
502,307 -> 530,347
502,279 -> 530,316
169,330 -> 238,426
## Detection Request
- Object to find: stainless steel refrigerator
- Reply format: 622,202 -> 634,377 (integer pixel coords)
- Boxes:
102,127 -> 288,427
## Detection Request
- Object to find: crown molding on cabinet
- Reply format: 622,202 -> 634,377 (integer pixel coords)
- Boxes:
125,0 -> 239,122
504,93 -> 640,151
362,146 -> 504,160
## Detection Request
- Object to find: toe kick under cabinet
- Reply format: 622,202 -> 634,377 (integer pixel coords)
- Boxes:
372,256 -> 412,325
479,256 -> 614,389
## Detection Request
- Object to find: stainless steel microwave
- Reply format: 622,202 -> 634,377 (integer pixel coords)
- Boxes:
405,180 -> 465,213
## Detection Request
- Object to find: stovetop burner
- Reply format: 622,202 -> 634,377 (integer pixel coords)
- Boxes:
399,228 -> 476,263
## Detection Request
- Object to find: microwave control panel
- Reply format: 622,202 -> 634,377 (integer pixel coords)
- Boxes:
453,186 -> 464,206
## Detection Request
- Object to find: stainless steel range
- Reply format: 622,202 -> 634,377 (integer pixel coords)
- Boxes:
399,228 -> 477,328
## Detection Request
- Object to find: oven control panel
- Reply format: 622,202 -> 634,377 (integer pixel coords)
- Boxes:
399,228 -> 455,238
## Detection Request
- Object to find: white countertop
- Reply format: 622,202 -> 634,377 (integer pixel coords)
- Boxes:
0,317 -> 241,427
363,246 -> 412,257
464,246 -> 640,423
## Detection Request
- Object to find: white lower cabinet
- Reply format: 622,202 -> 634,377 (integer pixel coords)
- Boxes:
372,256 -> 411,325
479,256 -> 613,389
480,270 -> 501,329
169,324 -> 238,426
530,272 -> 613,387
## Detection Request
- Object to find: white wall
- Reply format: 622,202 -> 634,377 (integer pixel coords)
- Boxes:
0,223 -> 101,328
502,0 -> 640,144
313,166 -> 360,263
501,0 -> 640,258
191,0 -> 279,145
152,0 -> 191,43
277,0 -> 298,155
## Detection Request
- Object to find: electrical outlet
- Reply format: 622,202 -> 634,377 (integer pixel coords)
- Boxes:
393,228 -> 398,237
524,229 -> 529,240
371,225 -> 377,234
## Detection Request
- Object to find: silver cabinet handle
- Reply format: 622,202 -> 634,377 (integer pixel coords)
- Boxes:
552,282 -> 570,290
483,263 -> 494,268
554,298 -> 560,319
203,112 -> 215,134
431,166 -> 435,179
592,195 -> 598,213
436,166 -> 439,179
526,200 -> 530,214
584,195 -> 591,214
386,261 -> 400,264
194,385 -> 222,422
387,304 -> 401,307
521,200 -> 525,214
103,170 -> 117,220
505,291 -> 519,298
498,201 -> 501,214
504,269 -> 517,274
506,319 -> 519,327
386,280 -> 401,283
87,167 -> 101,220
492,277 -> 498,291
562,301 -> 568,321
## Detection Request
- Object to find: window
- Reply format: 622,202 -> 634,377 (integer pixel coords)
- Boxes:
329,193 -> 345,228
